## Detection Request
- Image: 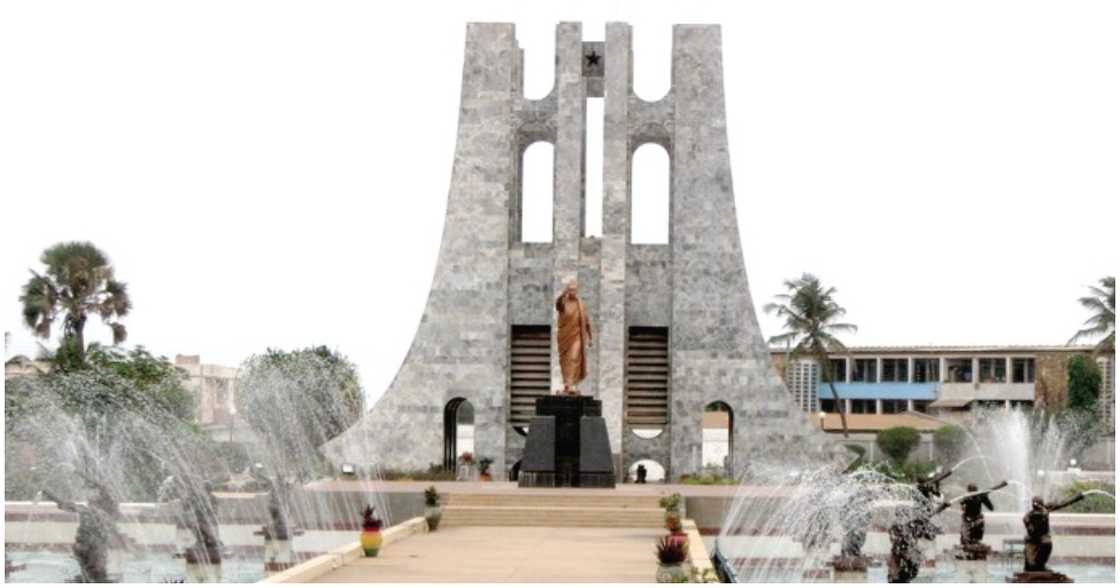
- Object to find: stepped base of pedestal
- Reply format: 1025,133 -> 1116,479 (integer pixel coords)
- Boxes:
832,555 -> 869,572
518,396 -> 615,489
954,544 -> 991,561
1008,570 -> 1074,583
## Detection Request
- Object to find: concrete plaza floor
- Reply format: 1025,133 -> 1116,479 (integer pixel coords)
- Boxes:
310,526 -> 663,582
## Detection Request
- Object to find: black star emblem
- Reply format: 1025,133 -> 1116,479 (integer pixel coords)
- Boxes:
585,50 -> 601,67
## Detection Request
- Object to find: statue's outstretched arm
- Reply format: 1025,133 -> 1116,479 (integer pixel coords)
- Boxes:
1048,493 -> 1085,512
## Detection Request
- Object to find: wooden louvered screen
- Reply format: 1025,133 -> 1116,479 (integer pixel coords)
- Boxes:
625,326 -> 669,426
510,325 -> 551,427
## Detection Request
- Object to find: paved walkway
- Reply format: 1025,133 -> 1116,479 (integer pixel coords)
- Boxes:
310,526 -> 662,583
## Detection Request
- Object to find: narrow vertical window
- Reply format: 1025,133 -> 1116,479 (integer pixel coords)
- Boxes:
584,97 -> 604,237
631,144 -> 669,244
521,142 -> 554,243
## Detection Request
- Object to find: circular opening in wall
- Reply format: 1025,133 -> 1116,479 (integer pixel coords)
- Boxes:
630,427 -> 665,440
627,459 -> 666,483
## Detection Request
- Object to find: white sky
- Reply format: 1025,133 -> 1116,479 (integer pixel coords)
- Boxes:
2,1 -> 1117,407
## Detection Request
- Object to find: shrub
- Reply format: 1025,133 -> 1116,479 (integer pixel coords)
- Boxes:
1059,480 -> 1115,514
380,465 -> 456,481
876,427 -> 921,465
424,485 -> 440,507
933,425 -> 969,465
680,474 -> 736,485
659,493 -> 683,512
215,441 -> 251,474
867,459 -> 939,483
655,535 -> 688,565
1068,355 -> 1103,414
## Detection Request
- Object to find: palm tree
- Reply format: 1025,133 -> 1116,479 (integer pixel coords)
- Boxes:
764,274 -> 857,439
1068,276 -> 1115,352
19,242 -> 131,367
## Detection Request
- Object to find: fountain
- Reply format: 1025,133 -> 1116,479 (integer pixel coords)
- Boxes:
4,348 -> 390,583
715,406 -> 1115,583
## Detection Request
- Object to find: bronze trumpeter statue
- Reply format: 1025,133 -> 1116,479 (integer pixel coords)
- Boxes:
43,484 -> 127,583
1023,494 -> 1085,572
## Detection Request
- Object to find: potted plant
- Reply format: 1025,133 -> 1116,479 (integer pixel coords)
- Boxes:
359,505 -> 383,557
478,457 -> 494,481
659,493 -> 685,530
460,452 -> 474,466
423,486 -> 442,531
654,535 -> 689,583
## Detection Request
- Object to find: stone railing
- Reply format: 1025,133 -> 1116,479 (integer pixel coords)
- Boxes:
260,516 -> 427,583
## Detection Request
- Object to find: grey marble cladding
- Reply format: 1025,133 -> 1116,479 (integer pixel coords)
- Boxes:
324,22 -> 837,481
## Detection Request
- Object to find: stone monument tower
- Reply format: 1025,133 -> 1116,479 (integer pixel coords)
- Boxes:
324,22 -> 833,480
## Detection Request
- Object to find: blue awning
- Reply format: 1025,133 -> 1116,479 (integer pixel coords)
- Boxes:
817,382 -> 939,400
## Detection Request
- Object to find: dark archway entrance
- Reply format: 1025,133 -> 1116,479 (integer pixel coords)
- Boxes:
443,398 -> 475,470
703,401 -> 733,477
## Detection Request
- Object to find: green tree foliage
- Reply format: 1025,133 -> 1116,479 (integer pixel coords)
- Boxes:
876,426 -> 921,465
85,346 -> 194,422
1067,354 -> 1103,414
1059,480 -> 1115,514
237,346 -> 365,480
933,425 -> 969,465
19,242 -> 131,368
5,363 -> 201,501
1069,276 -> 1115,352
764,274 -> 857,438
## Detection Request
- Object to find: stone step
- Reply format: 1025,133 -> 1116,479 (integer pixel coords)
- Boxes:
444,493 -> 661,508
440,505 -> 666,528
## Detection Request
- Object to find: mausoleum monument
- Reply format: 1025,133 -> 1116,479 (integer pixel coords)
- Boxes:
324,22 -> 832,480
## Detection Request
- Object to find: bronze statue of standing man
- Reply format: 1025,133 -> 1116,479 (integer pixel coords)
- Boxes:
555,280 -> 592,395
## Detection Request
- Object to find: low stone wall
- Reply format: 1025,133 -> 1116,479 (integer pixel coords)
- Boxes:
260,516 -> 428,583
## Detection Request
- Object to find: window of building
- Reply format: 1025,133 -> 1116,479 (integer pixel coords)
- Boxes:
978,358 -> 1007,383
881,399 -> 907,414
819,398 -> 839,413
850,399 -> 876,414
786,359 -> 819,413
912,400 -> 932,413
946,358 -> 973,383
1012,358 -> 1036,383
852,359 -> 878,383
828,358 -> 848,383
881,359 -> 909,383
913,358 -> 940,383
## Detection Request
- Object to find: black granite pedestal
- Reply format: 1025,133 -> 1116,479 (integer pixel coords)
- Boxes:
518,396 -> 615,488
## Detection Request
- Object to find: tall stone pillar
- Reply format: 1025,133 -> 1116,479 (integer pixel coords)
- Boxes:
597,22 -> 632,470
549,23 -> 588,393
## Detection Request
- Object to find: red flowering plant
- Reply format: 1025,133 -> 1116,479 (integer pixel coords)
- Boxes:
361,505 -> 383,532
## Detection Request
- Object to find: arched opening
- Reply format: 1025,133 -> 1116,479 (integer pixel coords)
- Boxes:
521,142 -> 554,243
443,398 -> 475,470
631,427 -> 664,440
521,28 -> 555,100
632,25 -> 671,102
631,143 -> 669,244
702,401 -> 733,477
627,459 -> 666,484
